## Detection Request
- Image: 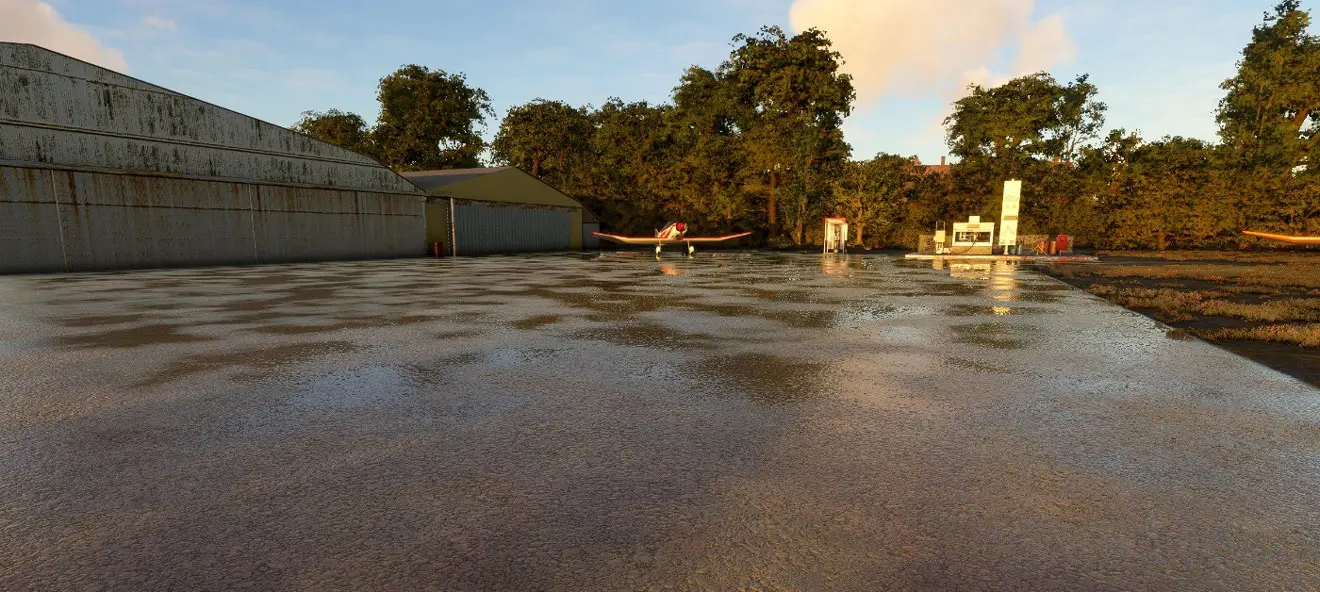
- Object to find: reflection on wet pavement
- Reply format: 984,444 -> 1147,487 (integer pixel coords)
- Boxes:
1,253 -> 1318,591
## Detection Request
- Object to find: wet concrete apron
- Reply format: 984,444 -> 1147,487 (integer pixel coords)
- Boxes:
1,253 -> 1317,591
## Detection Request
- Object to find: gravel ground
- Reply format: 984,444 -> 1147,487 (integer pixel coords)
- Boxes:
1,252 -> 1317,591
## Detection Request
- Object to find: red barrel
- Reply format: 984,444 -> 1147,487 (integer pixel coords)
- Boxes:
1056,234 -> 1070,253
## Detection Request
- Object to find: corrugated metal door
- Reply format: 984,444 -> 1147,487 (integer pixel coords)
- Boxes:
583,223 -> 600,249
453,201 -> 572,255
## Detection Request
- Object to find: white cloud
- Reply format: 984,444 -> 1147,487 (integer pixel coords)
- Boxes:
1015,14 -> 1074,75
787,0 -> 1076,105
0,0 -> 128,72
141,15 -> 177,31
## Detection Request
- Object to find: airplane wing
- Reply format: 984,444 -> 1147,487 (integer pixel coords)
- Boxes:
679,232 -> 754,244
591,231 -> 753,245
1241,231 -> 1320,244
591,232 -> 673,245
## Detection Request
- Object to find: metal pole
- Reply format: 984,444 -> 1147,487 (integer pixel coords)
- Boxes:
48,170 -> 71,271
449,197 -> 457,257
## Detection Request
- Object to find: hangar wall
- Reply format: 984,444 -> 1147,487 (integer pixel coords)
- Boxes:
452,200 -> 574,255
0,166 -> 421,273
403,167 -> 586,255
0,42 -> 425,274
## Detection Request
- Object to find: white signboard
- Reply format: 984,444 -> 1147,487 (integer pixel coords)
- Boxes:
1000,179 -> 1022,247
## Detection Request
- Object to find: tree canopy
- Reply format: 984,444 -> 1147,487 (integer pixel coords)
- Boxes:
290,65 -> 493,170
292,109 -> 373,156
295,2 -> 1320,250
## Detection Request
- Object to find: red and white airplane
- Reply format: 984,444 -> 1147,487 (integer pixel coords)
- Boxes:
592,222 -> 752,256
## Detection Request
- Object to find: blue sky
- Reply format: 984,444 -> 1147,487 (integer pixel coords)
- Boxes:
26,0 -> 1284,163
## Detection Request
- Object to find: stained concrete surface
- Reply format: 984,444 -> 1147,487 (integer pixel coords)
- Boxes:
1,253 -> 1318,591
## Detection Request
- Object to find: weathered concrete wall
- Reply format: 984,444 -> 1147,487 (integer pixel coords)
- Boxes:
0,166 -> 65,272
0,165 -> 423,274
0,43 -> 428,273
0,42 -> 421,194
0,43 -> 165,93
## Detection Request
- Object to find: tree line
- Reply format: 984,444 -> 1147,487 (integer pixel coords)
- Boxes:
295,1 -> 1319,250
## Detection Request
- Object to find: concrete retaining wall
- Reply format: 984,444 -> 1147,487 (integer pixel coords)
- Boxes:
0,165 -> 423,274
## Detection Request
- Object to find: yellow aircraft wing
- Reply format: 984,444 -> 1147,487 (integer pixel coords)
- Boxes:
1241,231 -> 1320,244
680,232 -> 753,244
591,233 -> 678,245
591,232 -> 752,245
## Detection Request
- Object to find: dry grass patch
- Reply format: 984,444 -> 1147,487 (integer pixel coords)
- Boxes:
1057,263 -> 1320,290
1201,299 -> 1320,323
1086,285 -> 1320,323
1049,253 -> 1320,353
1194,324 -> 1320,348
1086,286 -> 1211,322
1096,250 -> 1319,264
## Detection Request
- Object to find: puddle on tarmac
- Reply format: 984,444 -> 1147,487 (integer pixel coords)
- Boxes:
480,347 -> 563,369
137,341 -> 364,386
5,253 -> 1320,592
943,356 -> 1013,374
291,364 -> 414,411
57,323 -> 215,349
944,304 -> 1059,317
949,322 -> 1037,350
434,330 -> 483,340
576,324 -> 718,351
1014,291 -> 1066,304
685,352 -> 830,402
56,313 -> 150,327
513,315 -> 562,330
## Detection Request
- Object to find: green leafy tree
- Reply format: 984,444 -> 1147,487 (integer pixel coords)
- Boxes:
946,72 -> 1106,164
291,109 -> 375,158
719,26 -> 856,245
670,67 -> 751,232
1217,0 -> 1320,235
1099,136 -> 1228,249
372,65 -> 494,171
836,154 -> 920,247
943,73 -> 1107,243
490,99 -> 594,190
578,99 -> 678,235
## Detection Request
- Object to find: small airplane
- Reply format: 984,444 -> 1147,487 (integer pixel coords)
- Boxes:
1241,230 -> 1320,245
592,222 -> 753,257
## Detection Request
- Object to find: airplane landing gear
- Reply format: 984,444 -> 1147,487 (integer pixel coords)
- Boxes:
655,244 -> 662,258
687,243 -> 695,257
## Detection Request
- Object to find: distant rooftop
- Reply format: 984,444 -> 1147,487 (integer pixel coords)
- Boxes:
401,167 -> 509,190
915,156 -> 951,176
